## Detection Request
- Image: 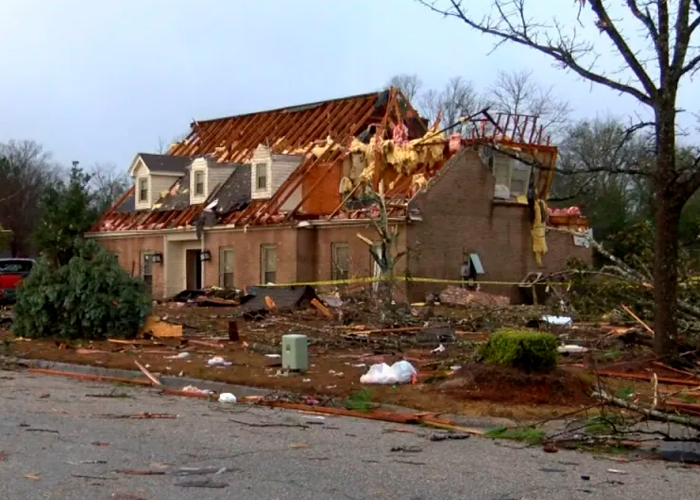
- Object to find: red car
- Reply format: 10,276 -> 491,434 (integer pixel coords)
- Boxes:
0,258 -> 35,303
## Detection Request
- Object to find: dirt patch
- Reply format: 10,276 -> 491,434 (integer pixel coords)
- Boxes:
440,363 -> 593,406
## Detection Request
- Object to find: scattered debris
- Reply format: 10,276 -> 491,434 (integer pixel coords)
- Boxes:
229,418 -> 309,429
102,413 -> 177,420
360,361 -> 417,385
390,445 -> 423,453
140,315 -> 183,338
175,466 -> 228,476
24,473 -> 40,481
438,286 -> 510,307
117,469 -> 166,476
166,352 -> 191,359
181,385 -> 213,396
429,433 -> 471,442
542,315 -> 573,327
176,479 -> 228,488
289,443 -> 310,449
607,469 -> 627,475
134,360 -> 162,386
311,298 -> 333,318
431,344 -> 446,354
557,345 -> 589,354
71,473 -> 117,480
207,356 -> 232,367
218,393 -> 237,403
24,428 -> 59,434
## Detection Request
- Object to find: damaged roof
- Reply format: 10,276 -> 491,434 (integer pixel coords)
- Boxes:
91,89 -> 557,234
138,153 -> 194,173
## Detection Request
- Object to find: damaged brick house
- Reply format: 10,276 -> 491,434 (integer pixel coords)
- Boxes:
87,88 -> 591,301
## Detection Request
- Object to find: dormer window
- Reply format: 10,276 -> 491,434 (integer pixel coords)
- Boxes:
138,178 -> 148,202
194,171 -> 205,196
255,163 -> 267,191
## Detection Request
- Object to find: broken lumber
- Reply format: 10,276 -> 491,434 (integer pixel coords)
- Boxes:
265,296 -> 277,312
29,368 -> 153,387
593,370 -> 700,387
620,304 -> 654,336
418,416 -> 484,435
134,360 -> 162,386
311,298 -> 333,318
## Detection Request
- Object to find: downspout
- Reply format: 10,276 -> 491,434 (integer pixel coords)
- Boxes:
201,230 -> 206,289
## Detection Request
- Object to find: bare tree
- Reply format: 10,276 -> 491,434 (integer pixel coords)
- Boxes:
418,0 -> 700,356
89,163 -> 130,214
419,76 -> 489,132
387,74 -> 423,101
0,140 -> 61,257
489,69 -> 571,134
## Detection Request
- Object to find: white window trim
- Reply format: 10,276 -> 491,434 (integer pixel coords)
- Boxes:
136,176 -> 150,208
190,168 -> 208,203
219,247 -> 235,288
255,163 -> 269,192
491,155 -> 531,198
260,244 -> 277,284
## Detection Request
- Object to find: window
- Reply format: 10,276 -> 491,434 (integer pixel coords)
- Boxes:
194,170 -> 205,196
141,252 -> 154,291
261,245 -> 276,284
219,248 -> 234,289
138,178 -> 148,202
331,243 -> 350,281
255,163 -> 267,191
491,154 -> 531,197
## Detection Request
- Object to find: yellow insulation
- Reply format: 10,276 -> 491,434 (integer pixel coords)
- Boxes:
531,199 -> 548,265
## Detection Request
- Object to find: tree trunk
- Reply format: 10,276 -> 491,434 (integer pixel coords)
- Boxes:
652,195 -> 681,355
652,104 -> 680,356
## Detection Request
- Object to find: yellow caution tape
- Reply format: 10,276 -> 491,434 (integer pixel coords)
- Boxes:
255,276 -> 573,288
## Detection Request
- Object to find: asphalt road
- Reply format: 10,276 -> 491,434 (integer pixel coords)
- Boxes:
1,370 -> 699,500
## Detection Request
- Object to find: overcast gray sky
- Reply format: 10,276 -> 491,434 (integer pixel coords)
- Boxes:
0,0 -> 696,172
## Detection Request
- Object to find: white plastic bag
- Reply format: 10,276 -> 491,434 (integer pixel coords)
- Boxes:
360,361 -> 417,385
391,360 -> 417,384
207,356 -> 232,367
218,393 -> 237,403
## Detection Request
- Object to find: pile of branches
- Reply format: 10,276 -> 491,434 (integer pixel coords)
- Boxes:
559,222 -> 700,340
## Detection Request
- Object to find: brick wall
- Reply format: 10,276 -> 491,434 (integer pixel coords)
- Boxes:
406,147 -> 592,302
203,228 -> 298,290
98,235 -> 165,296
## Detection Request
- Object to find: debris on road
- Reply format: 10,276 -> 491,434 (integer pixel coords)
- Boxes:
134,360 -> 161,386
429,433 -> 471,442
390,445 -> 423,453
176,479 -> 228,488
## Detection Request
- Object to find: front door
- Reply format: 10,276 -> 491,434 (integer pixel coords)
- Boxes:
186,250 -> 202,290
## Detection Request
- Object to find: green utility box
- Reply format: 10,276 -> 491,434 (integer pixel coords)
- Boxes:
282,334 -> 308,371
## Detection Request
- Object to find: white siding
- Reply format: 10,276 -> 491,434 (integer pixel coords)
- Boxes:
208,164 -> 236,195
251,145 -> 272,200
271,154 -> 303,192
151,174 -> 179,206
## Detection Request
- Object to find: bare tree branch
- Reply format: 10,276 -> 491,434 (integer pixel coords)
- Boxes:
416,0 -> 654,105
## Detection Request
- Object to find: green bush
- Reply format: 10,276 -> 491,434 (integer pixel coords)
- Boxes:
481,329 -> 557,373
13,240 -> 151,340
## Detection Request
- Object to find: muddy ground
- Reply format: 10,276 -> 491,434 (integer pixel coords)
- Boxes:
1,299 -> 692,421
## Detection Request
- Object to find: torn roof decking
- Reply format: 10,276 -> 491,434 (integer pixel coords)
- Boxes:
92,89 -> 557,233
93,90 -> 417,232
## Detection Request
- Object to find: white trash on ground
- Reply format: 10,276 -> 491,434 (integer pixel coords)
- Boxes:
557,345 -> 589,354
542,315 -> 573,326
181,385 -> 213,395
360,360 -> 417,385
207,356 -> 232,367
167,352 -> 191,359
218,393 -> 237,403
431,344 -> 446,354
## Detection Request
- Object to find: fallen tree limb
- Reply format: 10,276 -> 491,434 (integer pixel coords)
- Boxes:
593,370 -> 700,386
595,390 -> 700,431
